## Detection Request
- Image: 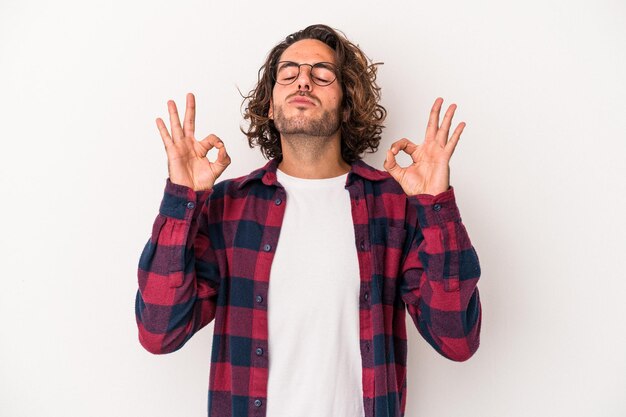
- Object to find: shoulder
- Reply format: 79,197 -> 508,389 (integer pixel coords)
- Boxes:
210,162 -> 275,200
350,159 -> 405,196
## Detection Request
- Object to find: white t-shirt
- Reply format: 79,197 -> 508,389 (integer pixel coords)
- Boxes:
266,168 -> 365,417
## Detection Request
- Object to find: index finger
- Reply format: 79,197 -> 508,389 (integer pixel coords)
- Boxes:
183,92 -> 196,138
390,138 -> 418,155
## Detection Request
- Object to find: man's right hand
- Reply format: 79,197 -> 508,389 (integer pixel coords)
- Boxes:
156,92 -> 231,191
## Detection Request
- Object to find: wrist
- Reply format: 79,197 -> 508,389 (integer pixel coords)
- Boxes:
419,186 -> 450,197
169,179 -> 194,189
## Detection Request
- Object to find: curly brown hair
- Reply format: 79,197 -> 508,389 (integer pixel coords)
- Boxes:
240,24 -> 386,163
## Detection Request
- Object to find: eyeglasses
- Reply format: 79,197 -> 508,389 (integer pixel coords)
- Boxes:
273,61 -> 339,86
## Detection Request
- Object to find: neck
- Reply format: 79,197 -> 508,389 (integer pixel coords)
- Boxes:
277,133 -> 350,179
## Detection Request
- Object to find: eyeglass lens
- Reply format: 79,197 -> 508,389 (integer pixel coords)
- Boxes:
275,62 -> 336,86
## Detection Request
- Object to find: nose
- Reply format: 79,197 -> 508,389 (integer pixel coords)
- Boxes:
296,65 -> 313,91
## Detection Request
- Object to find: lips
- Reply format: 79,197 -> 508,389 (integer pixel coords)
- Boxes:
288,95 -> 316,106
290,98 -> 314,106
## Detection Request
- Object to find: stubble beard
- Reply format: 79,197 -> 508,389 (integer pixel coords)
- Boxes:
272,98 -> 344,161
273,104 -> 342,139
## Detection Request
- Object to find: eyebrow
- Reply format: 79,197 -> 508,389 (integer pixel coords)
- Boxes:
278,61 -> 299,69
314,62 -> 336,70
277,61 -> 337,69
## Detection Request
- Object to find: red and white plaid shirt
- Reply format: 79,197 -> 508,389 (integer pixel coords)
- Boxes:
136,157 -> 482,417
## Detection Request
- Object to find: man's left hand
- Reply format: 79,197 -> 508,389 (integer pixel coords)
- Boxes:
383,97 -> 466,196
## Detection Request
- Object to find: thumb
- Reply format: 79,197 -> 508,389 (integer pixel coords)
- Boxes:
214,141 -> 231,169
198,134 -> 222,157
383,148 -> 403,181
201,135 -> 231,175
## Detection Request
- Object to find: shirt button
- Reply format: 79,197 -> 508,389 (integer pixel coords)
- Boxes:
254,399 -> 262,407
256,295 -> 263,303
274,198 -> 282,205
359,241 -> 365,250
364,292 -> 369,301
263,244 -> 271,252
186,201 -> 195,210
256,347 -> 263,356
433,203 -> 442,211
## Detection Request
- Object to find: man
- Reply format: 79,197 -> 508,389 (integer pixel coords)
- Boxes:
136,24 -> 481,417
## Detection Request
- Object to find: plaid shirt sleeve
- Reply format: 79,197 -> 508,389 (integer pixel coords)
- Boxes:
135,178 -> 220,354
400,186 -> 482,361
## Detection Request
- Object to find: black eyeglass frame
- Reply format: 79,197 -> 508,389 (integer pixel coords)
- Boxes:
272,61 -> 339,86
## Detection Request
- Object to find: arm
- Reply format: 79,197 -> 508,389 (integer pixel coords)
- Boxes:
135,92 -> 231,354
399,186 -> 481,361
135,179 -> 220,354
383,97 -> 481,360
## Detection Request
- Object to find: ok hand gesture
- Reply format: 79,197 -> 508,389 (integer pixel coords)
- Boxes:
156,92 -> 231,191
383,97 -> 465,196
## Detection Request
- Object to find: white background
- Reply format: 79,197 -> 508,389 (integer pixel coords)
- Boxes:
1,0 -> 625,416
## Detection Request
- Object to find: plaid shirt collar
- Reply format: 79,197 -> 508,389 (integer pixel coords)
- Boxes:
237,157 -> 389,190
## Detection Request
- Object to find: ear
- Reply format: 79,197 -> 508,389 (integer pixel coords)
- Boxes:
342,106 -> 349,123
268,99 -> 274,120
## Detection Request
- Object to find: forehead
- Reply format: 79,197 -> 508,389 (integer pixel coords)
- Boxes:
279,39 -> 336,64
